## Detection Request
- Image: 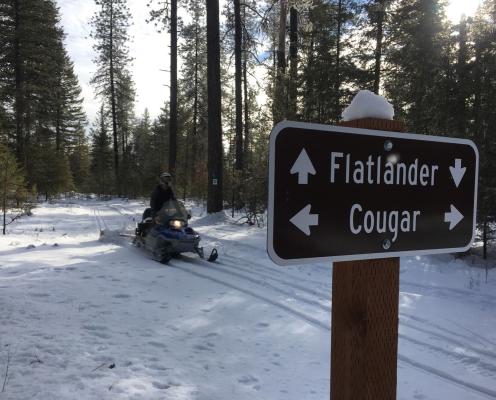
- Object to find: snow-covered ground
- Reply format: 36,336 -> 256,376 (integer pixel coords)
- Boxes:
0,198 -> 495,399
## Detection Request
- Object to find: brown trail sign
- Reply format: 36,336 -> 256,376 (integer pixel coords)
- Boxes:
267,121 -> 478,263
266,118 -> 479,400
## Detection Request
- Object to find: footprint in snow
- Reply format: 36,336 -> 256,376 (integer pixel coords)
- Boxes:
113,294 -> 131,299
89,331 -> 111,339
152,382 -> 171,390
148,341 -> 168,349
83,324 -> 108,331
146,364 -> 170,371
238,375 -> 260,390
203,332 -> 219,338
193,344 -> 213,352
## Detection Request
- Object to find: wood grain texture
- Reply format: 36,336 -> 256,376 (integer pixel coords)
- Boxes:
331,118 -> 405,400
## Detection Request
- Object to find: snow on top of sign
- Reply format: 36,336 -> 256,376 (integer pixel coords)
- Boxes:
342,90 -> 394,121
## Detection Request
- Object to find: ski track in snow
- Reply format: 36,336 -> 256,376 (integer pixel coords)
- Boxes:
169,257 -> 496,400
1,199 -> 495,400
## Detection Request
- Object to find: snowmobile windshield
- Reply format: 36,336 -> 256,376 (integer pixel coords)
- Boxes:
156,200 -> 189,225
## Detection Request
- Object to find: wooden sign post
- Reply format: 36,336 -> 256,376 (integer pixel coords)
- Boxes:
331,118 -> 405,400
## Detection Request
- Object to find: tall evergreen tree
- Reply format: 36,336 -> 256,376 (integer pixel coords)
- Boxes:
233,0 -> 243,170
90,105 -> 115,195
91,0 -> 135,195
384,0 -> 449,134
177,0 -> 208,200
471,0 -> 496,258
0,143 -> 27,234
148,0 -> 178,175
0,0 -> 86,196
298,0 -> 361,123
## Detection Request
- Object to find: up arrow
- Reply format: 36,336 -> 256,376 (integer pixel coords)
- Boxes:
444,205 -> 464,230
290,204 -> 319,236
290,148 -> 316,184
449,159 -> 466,188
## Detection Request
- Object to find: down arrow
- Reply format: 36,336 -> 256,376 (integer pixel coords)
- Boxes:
449,159 -> 466,188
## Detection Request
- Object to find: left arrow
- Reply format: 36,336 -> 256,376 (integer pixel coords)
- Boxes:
290,148 -> 316,184
290,204 -> 319,236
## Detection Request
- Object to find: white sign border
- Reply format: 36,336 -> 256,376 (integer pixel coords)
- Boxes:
267,120 -> 480,266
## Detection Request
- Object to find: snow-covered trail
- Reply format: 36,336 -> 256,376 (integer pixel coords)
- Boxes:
0,199 -> 495,399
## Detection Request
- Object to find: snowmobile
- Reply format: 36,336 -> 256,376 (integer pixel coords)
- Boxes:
133,199 -> 218,264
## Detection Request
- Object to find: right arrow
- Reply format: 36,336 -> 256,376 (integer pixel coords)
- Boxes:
449,159 -> 466,188
444,205 -> 464,230
290,148 -> 316,184
290,204 -> 319,236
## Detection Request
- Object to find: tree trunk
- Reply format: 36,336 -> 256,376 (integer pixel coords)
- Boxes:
206,0 -> 223,213
304,35 -> 315,121
277,0 -> 287,72
373,0 -> 385,95
2,166 -> 6,235
169,0 -> 178,175
243,20 -> 250,166
14,0 -> 25,166
190,25 -> 199,193
483,219 -> 487,260
55,105 -> 61,153
335,0 -> 342,120
109,0 -> 120,195
288,7 -> 298,118
274,0 -> 287,122
234,0 -> 243,171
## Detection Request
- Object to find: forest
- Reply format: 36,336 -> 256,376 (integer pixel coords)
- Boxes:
0,0 -> 495,253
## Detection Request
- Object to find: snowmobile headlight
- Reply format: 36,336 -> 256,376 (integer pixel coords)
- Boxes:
169,220 -> 185,229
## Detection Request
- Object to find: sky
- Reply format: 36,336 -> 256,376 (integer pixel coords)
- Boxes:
58,0 -> 481,128
446,0 -> 482,23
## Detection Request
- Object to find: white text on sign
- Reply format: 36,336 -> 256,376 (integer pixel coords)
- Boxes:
330,153 -> 439,186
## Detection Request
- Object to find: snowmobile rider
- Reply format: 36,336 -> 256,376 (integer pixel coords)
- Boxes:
149,172 -> 176,221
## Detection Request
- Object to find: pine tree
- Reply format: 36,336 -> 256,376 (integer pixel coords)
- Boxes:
69,132 -> 91,193
384,0 -> 449,134
472,0 -> 496,258
177,0 -> 208,200
452,16 -> 471,137
90,105 -> 115,195
55,53 -> 87,153
132,109 -> 160,194
91,0 -> 135,195
0,143 -> 28,234
0,0 -> 86,196
148,0 -> 178,175
299,0 -> 357,123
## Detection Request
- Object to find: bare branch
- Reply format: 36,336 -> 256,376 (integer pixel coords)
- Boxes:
2,346 -> 11,393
